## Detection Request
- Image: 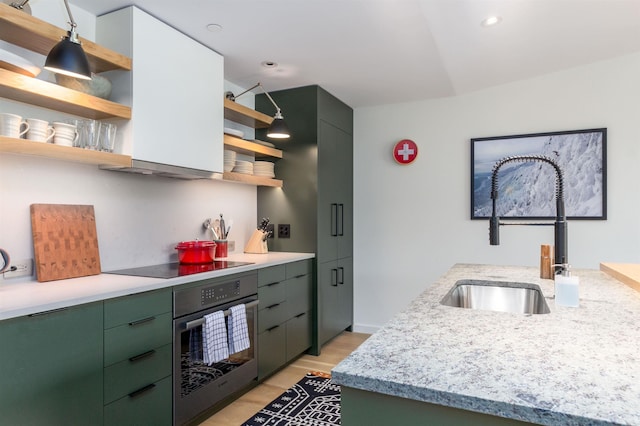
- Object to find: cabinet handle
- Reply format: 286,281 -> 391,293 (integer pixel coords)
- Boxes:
28,307 -> 68,317
295,312 -> 306,318
294,274 -> 307,278
331,268 -> 338,286
128,383 -> 156,399
331,203 -> 338,236
338,266 -> 344,285
129,316 -> 155,326
267,325 -> 280,332
338,203 -> 344,236
266,303 -> 280,309
266,281 -> 281,287
129,349 -> 156,363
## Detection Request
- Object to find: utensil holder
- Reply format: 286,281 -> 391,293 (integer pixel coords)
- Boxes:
244,229 -> 268,254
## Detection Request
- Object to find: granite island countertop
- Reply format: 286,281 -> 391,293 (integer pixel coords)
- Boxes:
332,263 -> 640,425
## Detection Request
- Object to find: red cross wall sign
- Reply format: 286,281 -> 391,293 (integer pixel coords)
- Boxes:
393,139 -> 418,164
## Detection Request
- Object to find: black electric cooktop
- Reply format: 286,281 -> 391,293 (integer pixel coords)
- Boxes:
105,261 -> 253,279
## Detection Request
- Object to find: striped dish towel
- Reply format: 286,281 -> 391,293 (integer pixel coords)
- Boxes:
228,304 -> 250,354
203,310 -> 228,364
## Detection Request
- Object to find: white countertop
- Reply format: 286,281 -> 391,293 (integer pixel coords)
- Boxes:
0,252 -> 314,320
332,263 -> 640,425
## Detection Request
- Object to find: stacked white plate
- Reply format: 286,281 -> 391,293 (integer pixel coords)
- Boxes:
232,160 -> 254,175
224,150 -> 237,172
254,161 -> 275,178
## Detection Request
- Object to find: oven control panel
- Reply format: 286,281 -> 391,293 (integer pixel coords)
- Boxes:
173,272 -> 258,318
201,280 -> 240,305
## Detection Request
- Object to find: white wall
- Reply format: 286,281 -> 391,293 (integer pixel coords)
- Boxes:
353,52 -> 640,332
0,4 -> 258,281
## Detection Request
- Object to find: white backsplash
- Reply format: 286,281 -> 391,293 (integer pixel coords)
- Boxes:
0,154 -> 257,279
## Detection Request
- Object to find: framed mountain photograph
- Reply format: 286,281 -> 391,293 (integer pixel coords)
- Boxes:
471,128 -> 607,220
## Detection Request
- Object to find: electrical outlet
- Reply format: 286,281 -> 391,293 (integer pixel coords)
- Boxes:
266,224 -> 275,238
278,224 -> 291,238
3,258 -> 33,279
228,241 -> 235,252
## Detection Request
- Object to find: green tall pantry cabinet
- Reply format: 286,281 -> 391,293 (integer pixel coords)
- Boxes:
256,85 -> 353,354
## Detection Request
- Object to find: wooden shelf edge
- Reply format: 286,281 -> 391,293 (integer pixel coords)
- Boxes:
223,134 -> 282,158
0,3 -> 131,72
222,172 -> 282,188
224,98 -> 273,129
0,69 -> 131,119
0,137 -> 132,167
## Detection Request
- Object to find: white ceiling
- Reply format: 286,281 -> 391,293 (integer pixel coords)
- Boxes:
71,0 -> 640,108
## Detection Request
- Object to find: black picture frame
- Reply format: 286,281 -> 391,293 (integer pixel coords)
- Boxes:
471,128 -> 607,220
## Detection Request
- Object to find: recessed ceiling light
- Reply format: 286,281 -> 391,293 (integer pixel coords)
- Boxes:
206,23 -> 223,32
261,61 -> 278,69
481,15 -> 502,27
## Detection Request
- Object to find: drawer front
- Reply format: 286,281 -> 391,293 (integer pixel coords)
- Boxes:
258,265 -> 286,287
104,343 -> 172,404
104,289 -> 172,329
286,275 -> 312,317
258,325 -> 286,380
104,312 -> 172,366
258,281 -> 286,308
258,301 -> 288,333
104,375 -> 172,426
286,259 -> 312,279
286,311 -> 312,361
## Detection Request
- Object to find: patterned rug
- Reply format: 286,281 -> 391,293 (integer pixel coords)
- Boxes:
242,371 -> 341,425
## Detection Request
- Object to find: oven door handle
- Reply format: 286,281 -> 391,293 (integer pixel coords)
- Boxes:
183,299 -> 259,330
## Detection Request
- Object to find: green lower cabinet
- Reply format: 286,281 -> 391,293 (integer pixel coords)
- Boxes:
104,375 -> 172,426
258,324 -> 286,379
0,302 -> 104,426
286,311 -> 312,361
341,386 -> 536,426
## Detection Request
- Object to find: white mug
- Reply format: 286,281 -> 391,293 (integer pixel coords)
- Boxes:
52,122 -> 79,147
0,113 -> 29,138
26,118 -> 56,143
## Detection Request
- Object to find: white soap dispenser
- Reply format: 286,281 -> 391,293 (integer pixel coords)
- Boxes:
555,264 -> 579,308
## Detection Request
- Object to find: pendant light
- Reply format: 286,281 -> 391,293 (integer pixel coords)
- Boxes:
225,82 -> 290,139
44,0 -> 91,80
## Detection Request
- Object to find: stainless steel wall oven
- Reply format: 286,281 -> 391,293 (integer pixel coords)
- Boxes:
173,272 -> 258,425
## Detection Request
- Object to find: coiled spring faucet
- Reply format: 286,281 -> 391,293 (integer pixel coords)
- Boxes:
489,155 -> 568,275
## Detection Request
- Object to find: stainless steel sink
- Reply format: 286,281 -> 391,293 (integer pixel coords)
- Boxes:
440,279 -> 550,314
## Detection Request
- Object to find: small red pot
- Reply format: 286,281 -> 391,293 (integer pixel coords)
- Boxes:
175,240 -> 216,264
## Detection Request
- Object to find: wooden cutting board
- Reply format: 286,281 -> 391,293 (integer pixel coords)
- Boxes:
600,263 -> 640,293
30,204 -> 101,282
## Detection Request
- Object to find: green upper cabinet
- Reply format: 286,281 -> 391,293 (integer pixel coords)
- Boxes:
256,86 -> 353,353
0,302 -> 104,425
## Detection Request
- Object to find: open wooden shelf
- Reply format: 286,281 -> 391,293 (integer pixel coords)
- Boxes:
223,98 -> 273,128
0,136 -> 132,167
222,172 -> 282,188
0,3 -> 131,73
0,69 -> 131,119
223,134 -> 282,159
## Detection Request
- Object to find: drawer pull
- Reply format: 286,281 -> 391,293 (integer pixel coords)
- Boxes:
28,307 -> 68,317
128,383 -> 156,398
128,316 -> 155,326
267,325 -> 280,332
266,303 -> 280,309
294,274 -> 307,278
129,349 -> 156,363
295,312 -> 306,318
266,281 -> 281,287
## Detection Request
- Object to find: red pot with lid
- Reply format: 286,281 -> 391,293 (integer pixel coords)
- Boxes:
175,240 -> 217,264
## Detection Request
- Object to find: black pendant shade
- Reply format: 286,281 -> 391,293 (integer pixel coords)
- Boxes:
44,32 -> 92,80
267,115 -> 291,139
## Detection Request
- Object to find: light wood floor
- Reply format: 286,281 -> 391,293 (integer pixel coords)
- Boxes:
200,331 -> 370,426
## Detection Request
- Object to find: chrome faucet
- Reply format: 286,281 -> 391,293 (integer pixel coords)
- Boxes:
489,155 -> 568,275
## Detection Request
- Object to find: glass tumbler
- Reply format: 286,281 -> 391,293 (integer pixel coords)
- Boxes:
82,119 -> 101,150
99,123 -> 117,152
